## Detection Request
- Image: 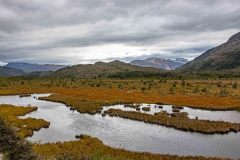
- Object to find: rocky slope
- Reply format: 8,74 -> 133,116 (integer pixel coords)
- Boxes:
179,32 -> 240,72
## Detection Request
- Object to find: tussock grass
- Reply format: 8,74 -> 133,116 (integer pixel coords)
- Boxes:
104,109 -> 240,134
0,104 -> 50,138
0,78 -> 240,113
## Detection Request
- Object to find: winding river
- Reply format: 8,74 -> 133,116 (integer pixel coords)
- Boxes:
0,94 -> 239,159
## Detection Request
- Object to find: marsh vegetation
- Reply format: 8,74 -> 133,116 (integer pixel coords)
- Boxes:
0,77 -> 240,114
0,77 -> 240,159
104,108 -> 240,134
0,104 -> 50,138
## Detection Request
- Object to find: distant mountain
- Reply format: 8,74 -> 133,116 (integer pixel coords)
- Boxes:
179,32 -> 240,72
51,60 -> 162,78
5,62 -> 67,73
173,58 -> 188,64
130,57 -> 187,70
0,66 -> 25,77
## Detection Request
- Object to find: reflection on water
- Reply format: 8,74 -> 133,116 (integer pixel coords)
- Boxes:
0,94 -> 239,159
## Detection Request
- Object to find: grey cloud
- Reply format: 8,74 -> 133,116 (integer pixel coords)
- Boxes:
0,0 -> 239,64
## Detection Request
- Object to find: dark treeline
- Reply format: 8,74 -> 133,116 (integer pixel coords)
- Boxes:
108,70 -> 240,79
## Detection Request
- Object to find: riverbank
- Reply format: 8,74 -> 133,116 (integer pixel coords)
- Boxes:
0,104 -> 50,138
33,135 -> 230,160
104,109 -> 240,134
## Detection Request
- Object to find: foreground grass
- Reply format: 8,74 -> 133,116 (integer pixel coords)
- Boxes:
104,109 -> 240,134
0,105 -> 50,138
33,135 -> 228,160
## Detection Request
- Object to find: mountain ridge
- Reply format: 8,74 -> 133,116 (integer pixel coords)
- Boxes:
5,62 -> 67,73
130,57 -> 187,70
179,32 -> 240,72
0,66 -> 25,77
50,60 -> 163,78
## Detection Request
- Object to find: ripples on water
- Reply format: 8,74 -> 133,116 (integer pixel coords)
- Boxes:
0,94 -> 239,159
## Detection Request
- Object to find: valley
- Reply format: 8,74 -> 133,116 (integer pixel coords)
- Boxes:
0,27 -> 240,160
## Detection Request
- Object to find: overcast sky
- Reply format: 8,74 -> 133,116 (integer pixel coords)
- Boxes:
0,0 -> 239,65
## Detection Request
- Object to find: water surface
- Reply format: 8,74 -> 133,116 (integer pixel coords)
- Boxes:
0,94 -> 239,159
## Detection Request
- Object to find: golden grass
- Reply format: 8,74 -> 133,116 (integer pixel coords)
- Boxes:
104,109 -> 240,134
39,87 -> 240,114
0,78 -> 240,113
0,104 -> 50,138
0,78 -> 238,159
33,135 -> 227,160
1,78 -> 240,113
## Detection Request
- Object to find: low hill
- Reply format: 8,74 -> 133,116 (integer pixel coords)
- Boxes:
0,66 -> 25,77
130,57 -> 187,70
51,60 -> 163,78
5,62 -> 67,73
179,32 -> 240,73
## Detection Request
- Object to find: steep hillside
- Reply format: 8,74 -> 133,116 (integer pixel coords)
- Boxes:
179,32 -> 240,72
130,57 -> 186,70
0,66 -> 25,77
51,60 -> 162,78
5,62 -> 66,73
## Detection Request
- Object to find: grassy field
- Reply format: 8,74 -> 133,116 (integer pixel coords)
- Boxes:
0,77 -> 239,159
0,104 -> 50,138
0,78 -> 240,113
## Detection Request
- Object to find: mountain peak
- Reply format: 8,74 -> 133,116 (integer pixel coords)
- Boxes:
146,57 -> 165,61
179,32 -> 240,72
227,32 -> 240,43
109,60 -> 125,65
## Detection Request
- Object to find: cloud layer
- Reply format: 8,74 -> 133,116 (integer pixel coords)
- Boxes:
0,0 -> 240,64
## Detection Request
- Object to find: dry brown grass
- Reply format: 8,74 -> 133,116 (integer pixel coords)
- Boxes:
0,78 -> 240,113
0,104 -> 50,138
104,109 -> 240,134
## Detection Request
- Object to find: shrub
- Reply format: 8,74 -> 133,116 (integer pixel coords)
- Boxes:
220,89 -> 229,97
181,80 -> 185,86
201,88 -> 207,92
232,82 -> 237,89
0,118 -> 37,160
